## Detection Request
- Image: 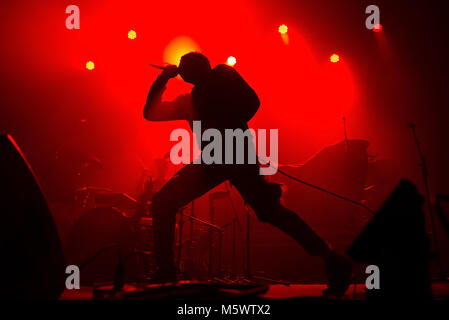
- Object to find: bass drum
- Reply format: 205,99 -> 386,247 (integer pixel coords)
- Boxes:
65,207 -> 142,285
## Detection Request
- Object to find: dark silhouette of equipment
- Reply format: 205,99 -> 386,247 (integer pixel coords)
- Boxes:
0,134 -> 66,299
347,179 -> 431,299
409,123 -> 444,278
65,207 -> 139,285
436,194 -> 449,242
435,194 -> 449,280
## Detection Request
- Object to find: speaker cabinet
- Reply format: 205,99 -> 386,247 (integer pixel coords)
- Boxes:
348,179 -> 431,299
0,134 -> 66,299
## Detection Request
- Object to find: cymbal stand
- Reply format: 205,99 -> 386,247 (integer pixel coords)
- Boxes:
409,124 -> 444,279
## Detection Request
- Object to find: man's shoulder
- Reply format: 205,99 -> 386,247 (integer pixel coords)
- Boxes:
210,64 -> 244,86
213,63 -> 234,71
212,64 -> 238,76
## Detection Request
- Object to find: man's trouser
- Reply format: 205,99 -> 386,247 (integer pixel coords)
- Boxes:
151,163 -> 330,272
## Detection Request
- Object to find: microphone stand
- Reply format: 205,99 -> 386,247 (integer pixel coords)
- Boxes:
409,123 -> 444,279
343,116 -> 348,145
224,182 -> 242,278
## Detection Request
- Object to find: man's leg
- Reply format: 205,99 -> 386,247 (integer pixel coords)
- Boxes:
231,166 -> 352,295
151,164 -> 227,280
230,166 -> 330,256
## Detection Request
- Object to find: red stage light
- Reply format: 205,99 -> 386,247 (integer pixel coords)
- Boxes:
85,61 -> 95,70
330,54 -> 340,63
226,56 -> 236,67
278,24 -> 288,34
373,24 -> 383,32
128,30 -> 137,39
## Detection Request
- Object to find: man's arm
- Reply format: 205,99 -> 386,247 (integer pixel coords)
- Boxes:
143,66 -> 193,121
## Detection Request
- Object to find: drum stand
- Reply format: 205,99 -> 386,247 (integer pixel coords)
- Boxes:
233,204 -> 290,285
210,182 -> 289,285
208,182 -> 242,280
176,203 -> 224,280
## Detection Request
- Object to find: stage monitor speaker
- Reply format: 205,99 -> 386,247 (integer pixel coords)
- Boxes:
0,134 -> 66,299
347,179 -> 431,299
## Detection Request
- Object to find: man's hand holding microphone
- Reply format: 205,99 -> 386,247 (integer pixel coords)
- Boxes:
160,65 -> 179,79
150,64 -> 179,80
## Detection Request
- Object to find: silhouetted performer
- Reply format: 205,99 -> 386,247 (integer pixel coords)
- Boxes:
144,52 -> 351,296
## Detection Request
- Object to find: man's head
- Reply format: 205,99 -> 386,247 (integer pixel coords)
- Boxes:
178,52 -> 211,85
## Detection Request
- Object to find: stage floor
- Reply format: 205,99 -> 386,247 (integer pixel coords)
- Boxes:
60,282 -> 449,300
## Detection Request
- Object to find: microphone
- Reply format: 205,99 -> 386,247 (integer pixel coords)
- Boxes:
149,63 -> 166,70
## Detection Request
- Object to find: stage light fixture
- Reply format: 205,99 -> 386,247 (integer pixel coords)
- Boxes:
330,54 -> 340,63
226,56 -> 236,67
128,30 -> 137,39
373,24 -> 383,32
163,36 -> 201,66
86,61 -> 95,70
279,24 -> 288,34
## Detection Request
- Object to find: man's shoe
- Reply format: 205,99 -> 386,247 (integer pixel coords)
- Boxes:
322,253 -> 352,298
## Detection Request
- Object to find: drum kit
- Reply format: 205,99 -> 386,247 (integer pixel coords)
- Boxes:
65,175 -> 227,286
